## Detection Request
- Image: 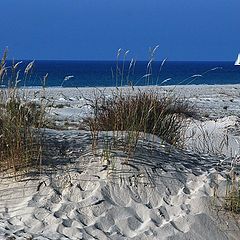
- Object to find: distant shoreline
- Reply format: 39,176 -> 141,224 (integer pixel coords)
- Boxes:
11,83 -> 240,90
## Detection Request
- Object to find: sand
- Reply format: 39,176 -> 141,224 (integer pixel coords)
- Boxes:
0,84 -> 240,239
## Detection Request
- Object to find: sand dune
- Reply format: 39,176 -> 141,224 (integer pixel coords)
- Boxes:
1,85 -> 240,239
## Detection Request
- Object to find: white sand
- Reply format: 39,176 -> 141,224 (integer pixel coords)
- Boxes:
1,84 -> 240,239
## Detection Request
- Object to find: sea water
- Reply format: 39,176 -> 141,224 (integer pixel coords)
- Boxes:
2,61 -> 240,87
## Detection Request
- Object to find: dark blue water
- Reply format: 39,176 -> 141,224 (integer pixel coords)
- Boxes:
3,61 -> 240,87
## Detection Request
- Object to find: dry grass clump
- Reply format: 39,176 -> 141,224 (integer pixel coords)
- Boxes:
84,89 -> 194,155
0,100 -> 42,174
213,159 -> 240,215
223,156 -> 240,214
186,120 -> 240,214
224,172 -> 240,213
0,49 -> 46,176
83,46 -> 195,154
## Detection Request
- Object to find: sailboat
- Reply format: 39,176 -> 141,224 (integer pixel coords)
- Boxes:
234,53 -> 240,66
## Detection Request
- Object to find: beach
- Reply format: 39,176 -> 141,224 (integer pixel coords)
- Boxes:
0,84 -> 240,240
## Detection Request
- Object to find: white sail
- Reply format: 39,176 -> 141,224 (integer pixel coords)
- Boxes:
234,53 -> 240,65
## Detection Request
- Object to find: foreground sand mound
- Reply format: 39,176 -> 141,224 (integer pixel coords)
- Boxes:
0,130 -> 239,240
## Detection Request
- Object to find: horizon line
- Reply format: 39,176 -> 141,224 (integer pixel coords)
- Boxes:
5,59 -> 235,62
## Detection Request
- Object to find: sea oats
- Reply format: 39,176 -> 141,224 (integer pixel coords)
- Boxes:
24,60 -> 35,74
43,73 -> 48,86
160,78 -> 172,85
128,58 -> 134,70
124,50 -> 130,56
14,61 -> 23,69
147,59 -> 153,69
64,75 -> 74,81
152,45 -> 159,56
156,58 -> 168,85
117,48 -> 122,57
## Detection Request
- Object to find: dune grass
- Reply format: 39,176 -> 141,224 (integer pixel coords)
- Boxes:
0,49 -> 46,177
83,48 -> 240,216
85,90 -> 192,144
224,169 -> 240,213
83,88 -> 195,162
83,47 -> 196,156
1,46 -> 238,216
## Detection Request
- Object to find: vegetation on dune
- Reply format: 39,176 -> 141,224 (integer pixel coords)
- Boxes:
83,47 -> 240,216
0,46 -> 239,217
0,49 -> 46,177
84,90 -> 194,152
83,47 -> 196,155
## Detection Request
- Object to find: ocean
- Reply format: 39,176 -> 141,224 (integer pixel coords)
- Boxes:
2,61 -> 240,87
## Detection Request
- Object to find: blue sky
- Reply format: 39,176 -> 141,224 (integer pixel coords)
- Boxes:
0,0 -> 239,61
